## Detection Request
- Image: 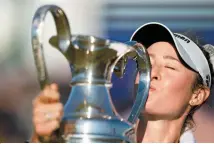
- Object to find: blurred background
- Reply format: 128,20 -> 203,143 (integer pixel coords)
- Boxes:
0,0 -> 213,142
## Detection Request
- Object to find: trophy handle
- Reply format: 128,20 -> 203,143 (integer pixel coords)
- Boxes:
31,5 -> 71,89
125,41 -> 151,124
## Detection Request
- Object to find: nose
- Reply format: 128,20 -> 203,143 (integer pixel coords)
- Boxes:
151,64 -> 161,81
135,73 -> 140,84
135,64 -> 161,84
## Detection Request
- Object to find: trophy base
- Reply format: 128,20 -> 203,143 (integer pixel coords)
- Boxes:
56,117 -> 136,143
62,134 -> 128,143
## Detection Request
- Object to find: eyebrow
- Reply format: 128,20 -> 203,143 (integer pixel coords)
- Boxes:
163,55 -> 180,63
149,53 -> 180,63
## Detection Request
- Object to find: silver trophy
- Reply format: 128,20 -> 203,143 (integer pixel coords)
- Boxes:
31,5 -> 151,143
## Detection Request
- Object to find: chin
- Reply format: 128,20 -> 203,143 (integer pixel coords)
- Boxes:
142,109 -> 183,120
142,106 -> 170,119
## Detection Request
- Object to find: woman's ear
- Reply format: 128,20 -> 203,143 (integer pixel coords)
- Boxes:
189,87 -> 210,106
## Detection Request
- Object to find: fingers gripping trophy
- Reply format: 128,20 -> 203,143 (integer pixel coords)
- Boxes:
31,5 -> 151,143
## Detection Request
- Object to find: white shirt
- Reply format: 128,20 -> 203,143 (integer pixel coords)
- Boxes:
180,130 -> 196,143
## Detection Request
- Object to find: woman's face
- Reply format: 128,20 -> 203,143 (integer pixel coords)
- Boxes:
141,42 -> 197,119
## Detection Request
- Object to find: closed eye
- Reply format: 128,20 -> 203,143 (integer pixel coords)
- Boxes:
165,66 -> 176,70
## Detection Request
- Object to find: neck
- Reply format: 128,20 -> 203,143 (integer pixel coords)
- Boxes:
137,113 -> 188,143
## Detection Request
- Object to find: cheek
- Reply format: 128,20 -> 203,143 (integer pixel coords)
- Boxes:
163,73 -> 194,105
166,73 -> 192,92
145,72 -> 194,117
166,71 -> 194,92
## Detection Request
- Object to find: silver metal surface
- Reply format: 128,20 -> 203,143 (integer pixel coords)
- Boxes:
31,5 -> 151,143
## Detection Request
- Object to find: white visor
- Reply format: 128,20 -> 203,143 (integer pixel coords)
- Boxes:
130,22 -> 211,88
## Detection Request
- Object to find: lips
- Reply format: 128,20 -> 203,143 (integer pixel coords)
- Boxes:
149,85 -> 156,91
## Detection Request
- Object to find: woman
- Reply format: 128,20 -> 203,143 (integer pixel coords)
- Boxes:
31,22 -> 213,142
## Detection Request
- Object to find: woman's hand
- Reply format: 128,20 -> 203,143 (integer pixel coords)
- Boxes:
31,83 -> 63,142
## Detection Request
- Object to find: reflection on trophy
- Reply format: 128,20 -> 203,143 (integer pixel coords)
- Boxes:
31,5 -> 151,143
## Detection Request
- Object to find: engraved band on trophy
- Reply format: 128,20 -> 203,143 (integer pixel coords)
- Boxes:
31,5 -> 151,143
